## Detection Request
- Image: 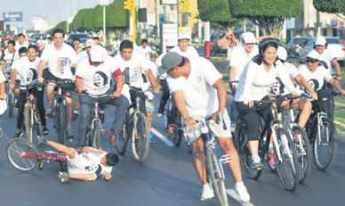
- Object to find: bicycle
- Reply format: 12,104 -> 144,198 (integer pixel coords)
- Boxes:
234,95 -> 298,191
165,95 -> 185,147
84,95 -> 107,149
23,80 -> 45,144
51,79 -> 74,144
7,137 -> 69,183
306,96 -> 336,171
115,87 -> 150,162
184,118 -> 231,206
281,94 -> 312,184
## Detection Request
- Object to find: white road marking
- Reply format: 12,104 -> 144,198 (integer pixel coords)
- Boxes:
151,127 -> 174,147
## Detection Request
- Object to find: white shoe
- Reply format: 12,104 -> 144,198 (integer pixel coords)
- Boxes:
227,182 -> 251,203
201,184 -> 215,201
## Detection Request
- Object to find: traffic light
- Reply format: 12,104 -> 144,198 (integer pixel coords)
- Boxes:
124,0 -> 135,11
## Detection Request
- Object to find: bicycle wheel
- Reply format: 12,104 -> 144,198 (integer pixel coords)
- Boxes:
291,126 -> 312,184
131,112 -> 150,162
7,139 -> 37,172
275,128 -> 297,191
313,121 -> 336,171
206,149 -> 229,206
24,103 -> 34,144
55,102 -> 67,144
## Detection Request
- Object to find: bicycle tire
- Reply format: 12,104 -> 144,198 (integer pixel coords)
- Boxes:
206,149 -> 229,206
131,112 -> 150,162
55,102 -> 67,144
291,126 -> 312,184
24,103 -> 34,144
7,138 -> 37,172
313,121 -> 336,171
275,128 -> 297,191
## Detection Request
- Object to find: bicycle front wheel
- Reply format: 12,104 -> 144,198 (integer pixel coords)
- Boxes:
207,149 -> 229,206
7,139 -> 37,172
275,128 -> 297,191
131,112 -> 150,162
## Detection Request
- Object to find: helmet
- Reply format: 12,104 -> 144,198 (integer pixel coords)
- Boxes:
258,37 -> 280,56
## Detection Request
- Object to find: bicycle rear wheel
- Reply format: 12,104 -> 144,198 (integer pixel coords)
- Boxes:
313,121 -> 336,171
131,112 -> 150,162
7,139 -> 37,172
207,149 -> 229,206
275,128 -> 297,191
291,126 -> 312,184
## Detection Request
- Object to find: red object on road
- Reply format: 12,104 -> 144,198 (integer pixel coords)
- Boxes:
204,41 -> 212,59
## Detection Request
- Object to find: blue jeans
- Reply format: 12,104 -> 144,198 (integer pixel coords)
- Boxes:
78,94 -> 129,147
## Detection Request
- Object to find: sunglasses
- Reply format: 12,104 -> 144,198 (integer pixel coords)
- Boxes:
306,58 -> 319,63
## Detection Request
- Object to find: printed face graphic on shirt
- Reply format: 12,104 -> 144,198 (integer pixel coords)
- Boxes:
26,68 -> 37,83
93,71 -> 108,88
57,57 -> 71,74
308,79 -> 319,91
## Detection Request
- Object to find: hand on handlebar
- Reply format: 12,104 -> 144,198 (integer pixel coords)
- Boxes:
184,116 -> 197,129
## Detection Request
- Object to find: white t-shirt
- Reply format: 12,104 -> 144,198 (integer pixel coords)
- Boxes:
318,49 -> 336,75
67,151 -> 112,176
135,45 -> 152,60
170,46 -> 199,59
167,57 -> 222,119
3,50 -> 18,67
235,61 -> 282,102
15,42 -> 29,54
297,64 -> 332,91
76,57 -> 121,97
229,45 -> 258,81
12,57 -> 40,88
113,54 -> 151,90
41,43 -> 77,79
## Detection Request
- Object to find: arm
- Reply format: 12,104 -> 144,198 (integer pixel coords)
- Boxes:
145,69 -> 160,93
112,69 -> 123,97
173,91 -> 196,128
75,76 -> 85,93
295,74 -> 318,99
80,146 -> 105,154
0,82 -> 5,99
331,59 -> 342,80
329,79 -> 345,95
38,60 -> 48,82
10,69 -> 17,90
68,173 -> 97,182
213,79 -> 227,113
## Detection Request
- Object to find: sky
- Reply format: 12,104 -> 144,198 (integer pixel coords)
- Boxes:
0,0 -> 101,29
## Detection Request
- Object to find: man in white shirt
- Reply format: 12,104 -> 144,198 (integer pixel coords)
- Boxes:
113,40 -> 159,143
15,33 -> 29,55
0,68 -> 6,116
11,45 -> 48,136
75,45 -> 129,147
38,29 -> 77,137
2,40 -> 18,73
170,33 -> 199,59
160,52 -> 251,203
135,39 -> 153,60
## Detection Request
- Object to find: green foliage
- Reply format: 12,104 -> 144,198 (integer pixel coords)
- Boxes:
54,21 -> 67,31
228,0 -> 301,18
313,0 -> 345,13
198,0 -> 232,24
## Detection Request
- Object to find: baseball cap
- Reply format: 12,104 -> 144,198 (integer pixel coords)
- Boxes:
178,32 -> 191,40
307,50 -> 321,61
159,52 -> 184,73
315,36 -> 327,46
241,32 -> 257,44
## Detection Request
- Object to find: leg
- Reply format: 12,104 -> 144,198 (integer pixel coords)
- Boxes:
297,100 -> 312,128
46,140 -> 77,159
109,95 -> 130,141
46,83 -> 55,107
34,87 -> 47,128
78,95 -> 92,147
158,79 -> 170,114
192,137 -> 208,185
16,90 -> 26,132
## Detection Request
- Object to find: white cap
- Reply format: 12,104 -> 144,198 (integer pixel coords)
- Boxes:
315,36 -> 327,46
178,33 -> 191,40
277,46 -> 288,61
86,39 -> 96,48
241,32 -> 257,44
89,45 -> 108,62
307,50 -> 321,61
0,99 -> 7,116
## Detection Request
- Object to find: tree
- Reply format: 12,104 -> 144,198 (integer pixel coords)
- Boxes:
228,0 -> 301,35
53,21 -> 67,31
313,0 -> 345,13
198,0 -> 235,27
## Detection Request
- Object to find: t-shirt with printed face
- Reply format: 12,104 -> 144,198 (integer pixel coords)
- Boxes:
41,43 -> 77,79
76,57 -> 121,97
167,57 -> 222,119
12,57 -> 40,88
114,54 -> 150,89
297,64 -> 332,91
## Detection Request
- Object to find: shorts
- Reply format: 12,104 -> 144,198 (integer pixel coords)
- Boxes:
145,99 -> 155,113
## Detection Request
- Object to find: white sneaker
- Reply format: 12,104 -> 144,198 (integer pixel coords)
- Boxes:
227,182 -> 251,203
201,184 -> 215,201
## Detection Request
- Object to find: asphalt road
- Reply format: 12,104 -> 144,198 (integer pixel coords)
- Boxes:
0,101 -> 344,206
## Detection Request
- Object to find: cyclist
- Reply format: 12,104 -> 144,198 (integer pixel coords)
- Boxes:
39,137 -> 119,182
160,52 -> 250,202
135,39 -> 153,61
2,40 -> 18,69
72,38 -> 83,54
38,29 -> 77,137
0,66 -> 6,116
113,40 -> 159,143
228,32 -> 258,125
234,39 -> 283,169
75,44 -> 129,147
11,45 -> 48,137
15,33 -> 29,54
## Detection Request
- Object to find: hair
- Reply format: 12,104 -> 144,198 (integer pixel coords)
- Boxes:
141,39 -> 148,45
253,38 -> 279,65
105,153 -> 119,166
18,47 -> 27,55
72,38 -> 80,43
17,33 -> 25,38
28,45 -> 38,52
119,40 -> 133,51
8,40 -> 16,46
51,28 -> 65,38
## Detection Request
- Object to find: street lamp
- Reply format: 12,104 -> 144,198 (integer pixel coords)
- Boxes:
97,0 -> 112,45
